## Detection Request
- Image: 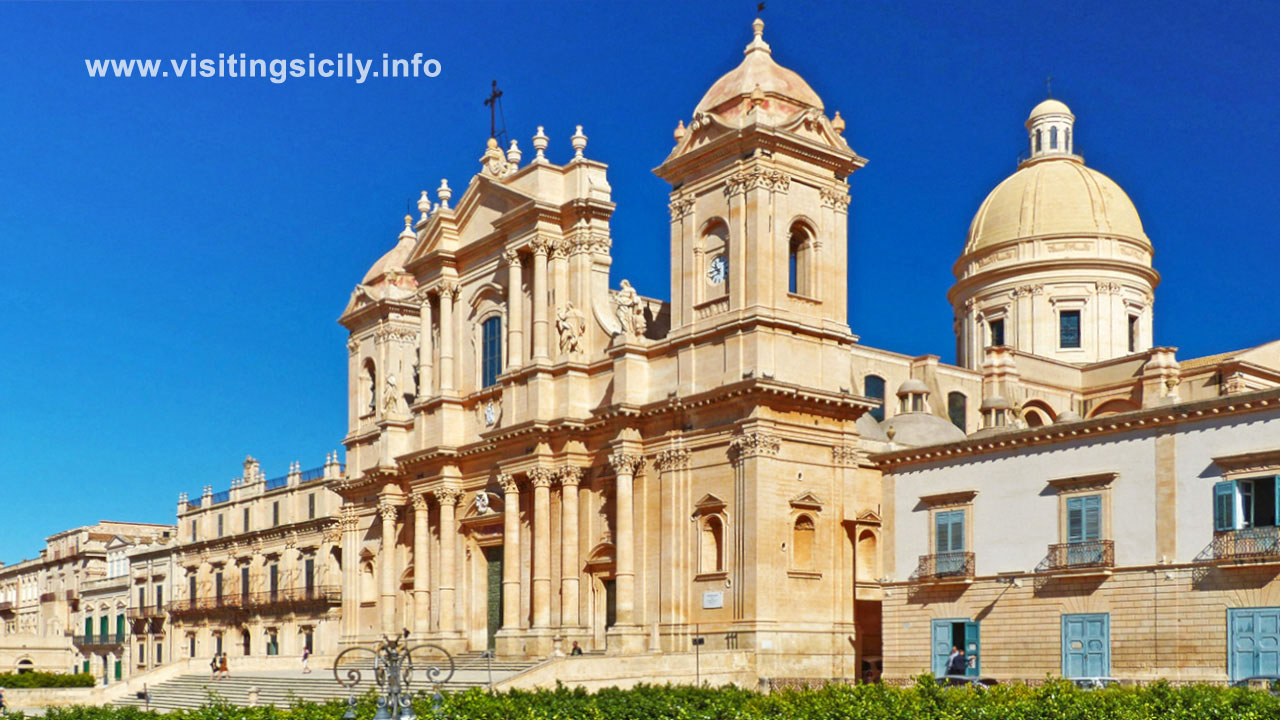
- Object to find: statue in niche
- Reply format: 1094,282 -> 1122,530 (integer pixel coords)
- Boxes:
382,374 -> 400,414
614,280 -> 647,338
556,302 -> 586,356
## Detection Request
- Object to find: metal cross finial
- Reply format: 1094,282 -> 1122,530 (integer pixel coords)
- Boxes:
1046,76 -> 1053,99
484,80 -> 504,141
757,1 -> 766,14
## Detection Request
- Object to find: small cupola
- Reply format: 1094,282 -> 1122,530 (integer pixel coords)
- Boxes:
1026,99 -> 1075,161
896,379 -> 930,414
980,395 -> 1012,429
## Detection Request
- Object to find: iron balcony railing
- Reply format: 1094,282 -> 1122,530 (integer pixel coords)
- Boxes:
1045,540 -> 1115,571
168,585 -> 340,617
916,552 -> 975,581
264,475 -> 289,491
73,632 -> 126,649
127,605 -> 166,620
1212,526 -> 1280,562
210,490 -> 231,505
300,466 -> 326,483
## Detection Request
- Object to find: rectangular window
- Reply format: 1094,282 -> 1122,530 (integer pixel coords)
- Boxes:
156,643 -> 162,664
190,520 -> 198,542
934,509 -> 966,576
1060,310 -> 1081,349
1216,477 -> 1280,530
267,630 -> 279,656
217,515 -> 224,538
188,575 -> 196,603
243,507 -> 250,532
214,572 -> 223,604
269,564 -> 279,600
138,643 -> 145,664
272,501 -> 280,527
241,566 -> 251,602
988,318 -> 1005,347
304,558 -> 315,597
1067,495 -> 1102,543
155,585 -> 162,609
482,316 -> 503,388
308,493 -> 316,520
1128,315 -> 1139,353
138,587 -> 145,609
188,635 -> 196,658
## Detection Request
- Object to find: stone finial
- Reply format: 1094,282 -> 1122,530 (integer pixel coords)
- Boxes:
570,125 -> 587,159
532,126 -> 549,161
506,139 -> 522,167
832,111 -> 846,135
673,120 -> 686,142
400,215 -> 415,240
437,179 -> 452,209
417,190 -> 431,220
746,17 -> 771,55
749,84 -> 765,110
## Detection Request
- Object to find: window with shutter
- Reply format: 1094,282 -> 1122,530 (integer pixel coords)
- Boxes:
1214,481 -> 1236,531
1067,495 -> 1102,543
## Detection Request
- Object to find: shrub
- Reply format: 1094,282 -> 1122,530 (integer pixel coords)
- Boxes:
0,671 -> 95,689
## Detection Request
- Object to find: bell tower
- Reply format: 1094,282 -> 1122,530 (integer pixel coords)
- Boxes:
655,20 -> 866,341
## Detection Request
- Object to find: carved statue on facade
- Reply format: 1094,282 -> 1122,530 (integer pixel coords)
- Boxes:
614,280 -> 647,339
556,302 -> 586,355
382,374 -> 400,414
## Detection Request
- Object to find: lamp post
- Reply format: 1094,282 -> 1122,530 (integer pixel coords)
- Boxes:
333,636 -> 455,720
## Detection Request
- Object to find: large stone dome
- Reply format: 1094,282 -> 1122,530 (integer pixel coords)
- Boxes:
964,157 -> 1150,255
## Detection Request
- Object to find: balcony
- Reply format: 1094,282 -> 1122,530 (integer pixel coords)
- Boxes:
0,601 -> 13,615
39,592 -> 57,603
73,632 -> 126,652
1210,527 -> 1280,565
168,586 -> 340,619
127,605 -> 167,620
1044,540 -> 1115,575
915,552 -> 975,583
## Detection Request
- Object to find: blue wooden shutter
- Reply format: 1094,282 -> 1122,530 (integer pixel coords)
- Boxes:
1214,481 -> 1236,532
964,621 -> 981,675
1067,496 -> 1083,543
936,511 -> 964,553
1083,495 -> 1101,541
931,620 -> 951,676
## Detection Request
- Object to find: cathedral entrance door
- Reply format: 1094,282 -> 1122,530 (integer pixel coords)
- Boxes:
484,546 -> 503,651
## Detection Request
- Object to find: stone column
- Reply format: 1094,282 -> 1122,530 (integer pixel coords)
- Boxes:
504,249 -> 524,370
608,453 -> 643,626
433,487 -> 461,633
416,293 -> 434,399
438,282 -> 457,391
412,493 -> 430,635
557,467 -> 583,628
529,467 -> 554,629
531,241 -> 550,361
340,505 -> 359,640
378,498 -> 398,634
499,474 -> 522,629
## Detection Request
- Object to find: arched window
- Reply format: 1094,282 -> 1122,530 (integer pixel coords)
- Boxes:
793,515 -> 816,570
864,375 -> 886,422
788,222 -> 815,297
1035,129 -> 1042,153
947,392 -> 967,431
700,516 -> 724,573
1050,126 -> 1059,150
481,316 -> 502,387
1065,127 -> 1072,153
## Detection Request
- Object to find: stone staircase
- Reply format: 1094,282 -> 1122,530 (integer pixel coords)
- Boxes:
113,653 -> 540,711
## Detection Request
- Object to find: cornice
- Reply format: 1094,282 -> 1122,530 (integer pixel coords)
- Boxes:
876,387 -> 1280,470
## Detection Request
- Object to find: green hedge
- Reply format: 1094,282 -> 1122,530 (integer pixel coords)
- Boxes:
0,671 -> 95,688
17,676 -> 1280,719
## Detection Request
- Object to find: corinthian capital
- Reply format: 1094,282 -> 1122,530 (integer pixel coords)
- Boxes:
608,452 -> 644,476
497,473 -> 520,495
729,431 -> 781,461
653,448 -> 691,472
502,248 -> 522,266
411,492 -> 430,511
377,498 -> 399,522
527,467 -> 555,488
432,487 -> 462,507
556,466 -> 584,487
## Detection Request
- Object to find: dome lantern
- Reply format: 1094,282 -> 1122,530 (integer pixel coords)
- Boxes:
1026,99 -> 1075,161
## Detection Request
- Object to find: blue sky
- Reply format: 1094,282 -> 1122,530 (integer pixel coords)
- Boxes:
0,0 -> 1277,556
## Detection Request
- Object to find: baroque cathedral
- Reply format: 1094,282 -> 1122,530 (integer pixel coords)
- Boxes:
9,19 -> 1278,689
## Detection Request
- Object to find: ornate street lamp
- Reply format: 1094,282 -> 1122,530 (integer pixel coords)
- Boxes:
333,636 -> 455,720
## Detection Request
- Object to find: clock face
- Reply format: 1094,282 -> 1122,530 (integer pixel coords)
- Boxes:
707,255 -> 728,285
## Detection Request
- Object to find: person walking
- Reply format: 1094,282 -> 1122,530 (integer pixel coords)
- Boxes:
570,641 -> 583,656
0,685 -> 7,715
210,655 -> 219,681
301,646 -> 312,674
947,648 -> 967,676
218,653 -> 230,680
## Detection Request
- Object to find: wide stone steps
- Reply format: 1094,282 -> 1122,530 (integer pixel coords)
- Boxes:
113,656 -> 538,712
